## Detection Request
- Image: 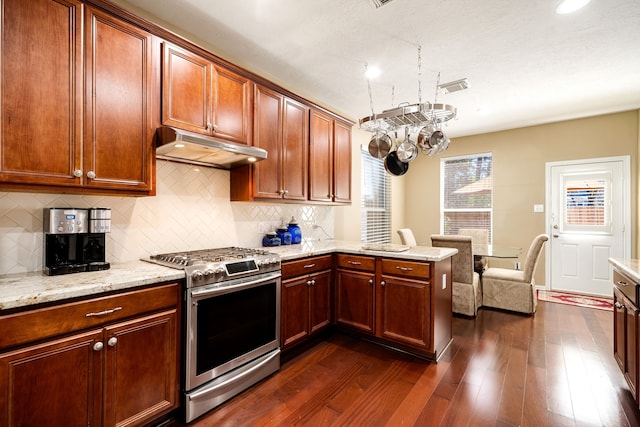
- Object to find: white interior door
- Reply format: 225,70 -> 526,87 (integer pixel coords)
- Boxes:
546,157 -> 630,297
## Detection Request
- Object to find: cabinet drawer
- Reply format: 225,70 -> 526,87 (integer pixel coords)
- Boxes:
614,270 -> 638,306
0,282 -> 179,350
381,258 -> 430,280
282,255 -> 332,278
336,254 -> 375,272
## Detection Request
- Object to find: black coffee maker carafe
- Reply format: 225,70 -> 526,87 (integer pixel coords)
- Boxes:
43,208 -> 111,275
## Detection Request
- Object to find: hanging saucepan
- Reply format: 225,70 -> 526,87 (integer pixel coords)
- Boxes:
367,131 -> 392,159
396,127 -> 418,163
417,123 -> 438,151
384,150 -> 409,176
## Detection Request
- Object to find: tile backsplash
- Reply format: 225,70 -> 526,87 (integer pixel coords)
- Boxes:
0,160 -> 334,275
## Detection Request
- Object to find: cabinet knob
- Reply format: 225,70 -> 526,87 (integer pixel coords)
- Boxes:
368,279 -> 374,285
617,281 -> 629,287
615,302 -> 624,309
206,122 -> 213,132
213,124 -> 218,132
93,342 -> 104,352
381,280 -> 386,287
107,337 -> 118,347
73,169 -> 83,177
87,170 -> 96,179
307,280 -> 312,286
311,279 -> 316,286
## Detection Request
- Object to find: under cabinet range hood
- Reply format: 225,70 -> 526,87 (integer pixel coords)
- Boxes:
155,126 -> 267,169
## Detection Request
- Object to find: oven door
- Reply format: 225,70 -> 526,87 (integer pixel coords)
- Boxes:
185,271 -> 281,391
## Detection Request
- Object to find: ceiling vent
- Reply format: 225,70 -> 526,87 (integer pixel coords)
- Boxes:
438,78 -> 470,94
371,0 -> 395,8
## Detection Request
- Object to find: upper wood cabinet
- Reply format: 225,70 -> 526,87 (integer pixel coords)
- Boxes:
161,42 -> 253,145
231,85 -> 308,201
309,108 -> 352,204
0,0 -> 154,194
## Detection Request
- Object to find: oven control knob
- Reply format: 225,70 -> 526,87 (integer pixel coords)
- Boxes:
214,267 -> 225,274
192,271 -> 204,281
203,268 -> 214,277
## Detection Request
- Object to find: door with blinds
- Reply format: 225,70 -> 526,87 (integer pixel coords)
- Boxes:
547,157 -> 630,296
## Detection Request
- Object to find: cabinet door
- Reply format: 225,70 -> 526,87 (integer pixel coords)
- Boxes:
212,65 -> 253,145
379,276 -> 431,349
281,276 -> 311,349
103,309 -> 178,427
333,119 -> 352,203
308,109 -> 333,202
0,330 -> 103,427
281,97 -> 308,200
614,288 -> 626,370
85,8 -> 154,191
0,0 -> 83,186
310,270 -> 332,334
335,269 -> 375,334
162,43 -> 213,133
253,85 -> 283,199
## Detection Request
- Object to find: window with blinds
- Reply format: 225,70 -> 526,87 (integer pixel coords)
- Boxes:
441,153 -> 493,241
361,147 -> 391,243
565,180 -> 606,226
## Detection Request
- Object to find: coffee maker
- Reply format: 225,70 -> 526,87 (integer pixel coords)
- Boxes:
43,207 -> 111,276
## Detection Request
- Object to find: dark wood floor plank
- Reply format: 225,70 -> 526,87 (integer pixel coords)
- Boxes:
169,301 -> 640,427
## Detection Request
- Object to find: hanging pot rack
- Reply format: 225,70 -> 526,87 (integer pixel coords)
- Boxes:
358,101 -> 457,132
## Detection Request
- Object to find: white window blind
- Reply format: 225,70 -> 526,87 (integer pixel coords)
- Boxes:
441,154 -> 493,241
361,147 -> 391,243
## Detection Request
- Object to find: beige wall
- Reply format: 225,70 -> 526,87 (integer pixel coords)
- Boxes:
408,110 -> 639,285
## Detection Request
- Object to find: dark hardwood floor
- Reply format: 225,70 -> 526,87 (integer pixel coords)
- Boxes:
174,300 -> 640,426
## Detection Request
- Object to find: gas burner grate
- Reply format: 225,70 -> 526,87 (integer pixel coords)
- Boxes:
150,247 -> 271,266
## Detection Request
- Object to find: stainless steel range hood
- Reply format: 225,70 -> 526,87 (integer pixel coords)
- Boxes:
156,126 -> 267,169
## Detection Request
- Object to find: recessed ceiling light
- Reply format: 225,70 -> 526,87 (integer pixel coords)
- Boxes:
556,0 -> 591,14
364,65 -> 381,80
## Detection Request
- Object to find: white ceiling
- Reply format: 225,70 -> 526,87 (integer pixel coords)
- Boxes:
116,0 -> 640,138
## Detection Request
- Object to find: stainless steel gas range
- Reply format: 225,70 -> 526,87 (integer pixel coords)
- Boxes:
145,247 -> 281,422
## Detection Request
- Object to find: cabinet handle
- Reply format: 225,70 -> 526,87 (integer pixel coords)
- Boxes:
304,264 -> 316,269
107,337 -> 118,347
617,281 -> 629,287
73,169 -> 83,177
85,306 -> 122,317
348,261 -> 362,266
381,280 -> 386,287
615,302 -> 624,309
93,342 -> 104,352
87,170 -> 96,179
396,266 -> 413,272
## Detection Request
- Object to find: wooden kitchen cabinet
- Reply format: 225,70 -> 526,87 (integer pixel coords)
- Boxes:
613,270 -> 639,402
335,254 -> 376,334
231,85 -> 308,201
0,0 -> 155,195
281,255 -> 332,350
0,283 -> 180,427
335,254 -> 452,361
161,42 -> 253,145
308,108 -> 352,204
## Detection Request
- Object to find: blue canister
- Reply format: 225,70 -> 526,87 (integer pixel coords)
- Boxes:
276,226 -> 292,245
262,232 -> 281,247
287,216 -> 302,244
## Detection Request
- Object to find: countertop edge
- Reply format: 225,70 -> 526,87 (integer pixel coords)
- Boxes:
609,258 -> 640,283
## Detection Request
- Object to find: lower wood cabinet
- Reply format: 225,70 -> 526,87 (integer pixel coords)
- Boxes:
281,255 -> 332,351
335,254 -> 453,361
0,283 -> 180,427
613,269 -> 639,402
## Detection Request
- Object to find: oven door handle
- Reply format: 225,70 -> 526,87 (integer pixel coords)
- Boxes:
190,272 -> 281,299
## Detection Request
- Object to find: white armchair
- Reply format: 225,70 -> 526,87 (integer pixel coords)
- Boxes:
482,234 -> 549,314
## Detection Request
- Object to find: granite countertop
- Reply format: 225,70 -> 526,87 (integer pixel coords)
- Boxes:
609,258 -> 640,283
0,260 -> 184,312
1,241 -> 456,313
264,239 -> 457,262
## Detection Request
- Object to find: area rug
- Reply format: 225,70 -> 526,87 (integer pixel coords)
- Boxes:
537,289 -> 613,311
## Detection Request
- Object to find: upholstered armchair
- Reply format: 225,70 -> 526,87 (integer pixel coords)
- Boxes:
458,228 -> 490,273
482,234 -> 549,314
431,234 -> 481,316
397,228 -> 417,246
